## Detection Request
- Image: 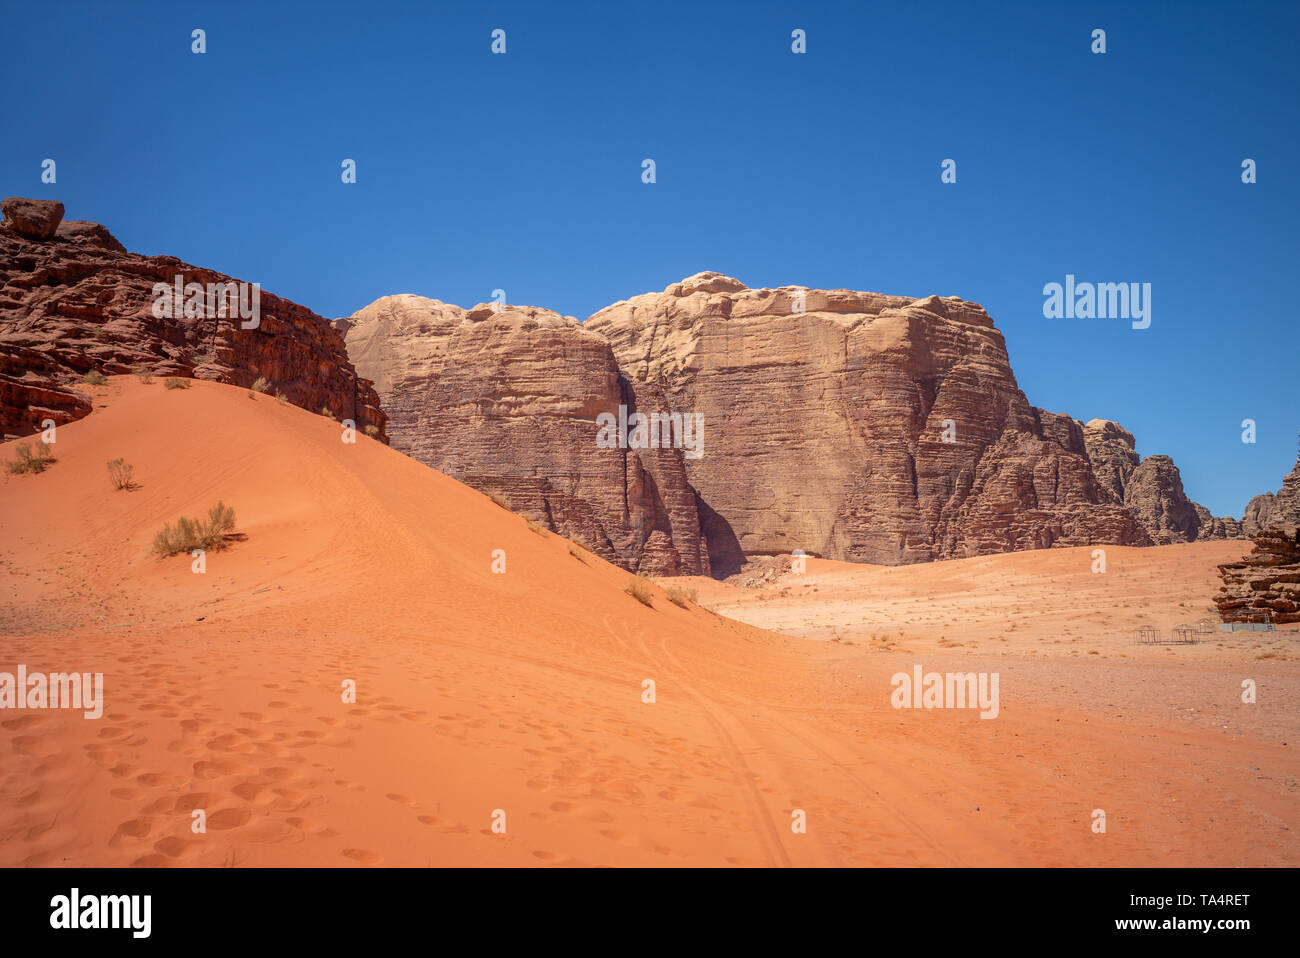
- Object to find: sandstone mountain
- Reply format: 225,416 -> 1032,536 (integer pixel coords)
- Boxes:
336,294 -> 712,575
339,272 -> 1240,575
0,197 -> 385,441
1081,419 -> 1239,543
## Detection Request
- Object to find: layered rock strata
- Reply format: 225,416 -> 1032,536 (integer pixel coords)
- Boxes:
344,273 -> 1245,574
1216,526 -> 1300,624
1,197 -> 386,441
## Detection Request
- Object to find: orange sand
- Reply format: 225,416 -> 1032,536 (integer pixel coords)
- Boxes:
1,377 -> 1295,866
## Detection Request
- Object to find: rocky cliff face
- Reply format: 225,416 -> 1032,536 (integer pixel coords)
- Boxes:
1241,434 -> 1300,536
336,295 -> 713,575
0,198 -> 386,441
344,272 -> 1250,574
1080,418 -> 1236,543
585,273 -> 1155,565
1216,525 -> 1300,624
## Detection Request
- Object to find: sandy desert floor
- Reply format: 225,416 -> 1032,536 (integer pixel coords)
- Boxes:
1,377 -> 1296,866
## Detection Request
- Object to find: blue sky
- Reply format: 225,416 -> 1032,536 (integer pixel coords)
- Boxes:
3,0 -> 1297,517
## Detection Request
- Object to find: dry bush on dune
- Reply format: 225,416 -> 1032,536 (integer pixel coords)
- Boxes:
132,365 -> 153,383
164,377 -> 190,390
625,580 -> 654,607
5,441 -> 55,475
666,586 -> 697,608
275,391 -> 288,405
152,501 -> 237,557
320,406 -> 337,420
106,457 -> 134,491
525,518 -> 548,536
250,376 -> 269,394
364,424 -> 379,437
84,369 -> 108,385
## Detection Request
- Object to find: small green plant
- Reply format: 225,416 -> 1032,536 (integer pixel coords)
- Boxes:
164,377 -> 191,390
107,458 -> 134,491
5,441 -> 55,475
624,580 -> 654,608
84,369 -> 108,386
666,586 -> 697,609
194,355 -> 212,365
250,376 -> 269,393
132,365 -> 154,384
152,501 -> 237,558
363,423 -> 379,437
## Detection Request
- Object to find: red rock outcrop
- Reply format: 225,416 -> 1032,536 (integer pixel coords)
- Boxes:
1,198 -> 65,241
1080,418 -> 1236,543
1241,434 -> 1300,536
0,198 -> 386,442
1216,526 -> 1300,624
336,295 -> 712,575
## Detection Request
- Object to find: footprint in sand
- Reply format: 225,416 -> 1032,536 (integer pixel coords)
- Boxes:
416,815 -> 468,833
207,807 -> 253,830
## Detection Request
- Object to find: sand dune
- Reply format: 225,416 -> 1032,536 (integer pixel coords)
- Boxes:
1,377 -> 1295,866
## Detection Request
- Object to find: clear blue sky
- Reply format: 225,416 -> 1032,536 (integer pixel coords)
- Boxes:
3,0 -> 1297,518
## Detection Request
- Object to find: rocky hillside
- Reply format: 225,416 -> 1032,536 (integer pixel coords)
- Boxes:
0,197 -> 386,441
336,294 -> 710,575
1081,418 -> 1240,543
340,272 -> 1239,575
1242,433 -> 1300,536
1216,526 -> 1300,625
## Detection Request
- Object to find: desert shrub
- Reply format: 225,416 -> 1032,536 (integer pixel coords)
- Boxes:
194,355 -> 212,365
275,391 -> 288,405
152,501 -> 237,557
487,492 -> 510,510
320,406 -> 337,421
525,518 -> 548,536
5,441 -> 55,475
164,377 -> 190,390
250,376 -> 269,393
132,365 -> 154,384
107,458 -> 134,490
84,370 -> 108,386
363,424 -> 379,437
624,580 -> 654,607
666,586 -> 697,609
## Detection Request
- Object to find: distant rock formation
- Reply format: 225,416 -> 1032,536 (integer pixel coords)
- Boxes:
1079,418 -> 1237,543
585,273 -> 1150,566
336,295 -> 714,575
341,272 -> 1240,575
0,198 -> 386,441
1241,434 -> 1300,536
1216,526 -> 1300,624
